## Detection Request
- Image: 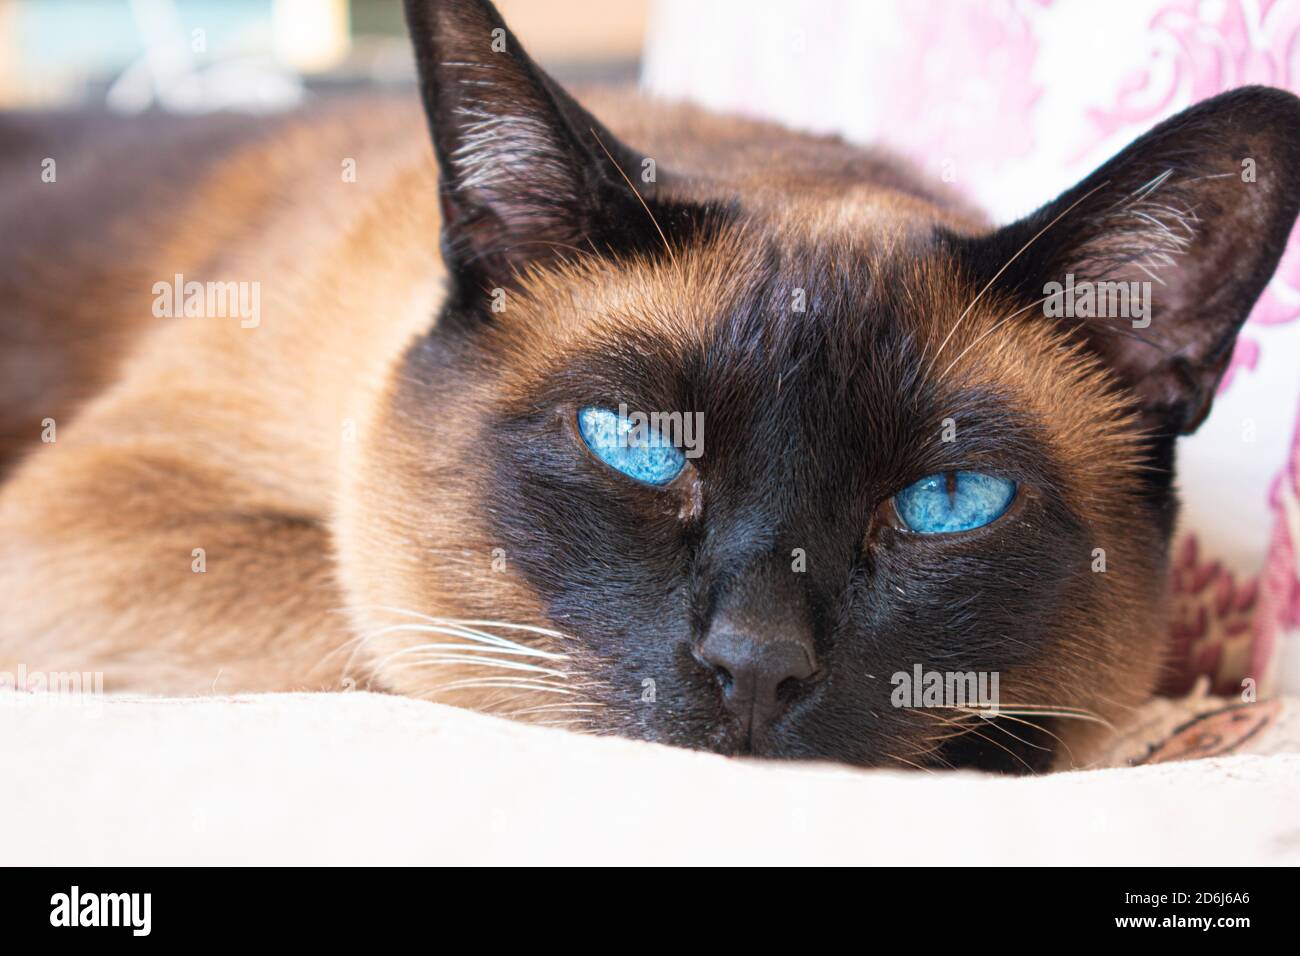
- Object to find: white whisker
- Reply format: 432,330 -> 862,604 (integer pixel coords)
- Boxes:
428,678 -> 577,696
927,179 -> 1111,375
358,605 -> 568,640
383,649 -> 568,677
938,292 -> 1054,379
363,622 -> 566,658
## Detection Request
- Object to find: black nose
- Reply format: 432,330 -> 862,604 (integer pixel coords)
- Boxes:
698,624 -> 817,737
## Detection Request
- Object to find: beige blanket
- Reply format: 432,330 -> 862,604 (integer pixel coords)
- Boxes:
2,689 -> 1297,865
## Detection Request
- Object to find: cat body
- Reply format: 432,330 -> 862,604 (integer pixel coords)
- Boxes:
0,92 -> 964,689
1,0 -> 1298,771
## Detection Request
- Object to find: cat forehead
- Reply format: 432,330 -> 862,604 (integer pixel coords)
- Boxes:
472,228 -> 1143,486
497,225 -> 984,387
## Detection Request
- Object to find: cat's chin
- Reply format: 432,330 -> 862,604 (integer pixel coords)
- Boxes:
602,713 -> 1059,774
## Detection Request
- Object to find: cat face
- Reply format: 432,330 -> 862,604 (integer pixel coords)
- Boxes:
342,0 -> 1300,770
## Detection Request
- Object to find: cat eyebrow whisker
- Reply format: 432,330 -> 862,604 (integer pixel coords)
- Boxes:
927,179 -> 1112,376
589,125 -> 675,265
937,292 -> 1055,380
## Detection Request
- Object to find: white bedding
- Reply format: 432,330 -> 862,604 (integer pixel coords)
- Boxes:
3,690 -> 1297,865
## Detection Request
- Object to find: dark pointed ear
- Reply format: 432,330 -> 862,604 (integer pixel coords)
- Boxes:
951,86 -> 1300,434
402,0 -> 651,293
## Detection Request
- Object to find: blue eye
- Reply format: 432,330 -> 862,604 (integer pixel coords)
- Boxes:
893,471 -> 1017,534
576,406 -> 686,486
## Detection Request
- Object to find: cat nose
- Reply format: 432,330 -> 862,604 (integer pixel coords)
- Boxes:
698,623 -> 817,736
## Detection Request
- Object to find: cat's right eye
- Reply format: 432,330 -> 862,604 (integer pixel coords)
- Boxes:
576,406 -> 686,486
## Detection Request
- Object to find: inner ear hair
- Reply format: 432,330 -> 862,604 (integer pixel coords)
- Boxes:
953,86 -> 1300,434
402,0 -> 650,297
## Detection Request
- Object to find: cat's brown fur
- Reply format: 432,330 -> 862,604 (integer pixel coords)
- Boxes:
0,93 -> 978,686
2,0 -> 1297,771
0,92 -> 1150,758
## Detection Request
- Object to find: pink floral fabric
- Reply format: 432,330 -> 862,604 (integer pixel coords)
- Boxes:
644,0 -> 1300,693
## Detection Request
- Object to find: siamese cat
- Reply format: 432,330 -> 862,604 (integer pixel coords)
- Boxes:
1,0 -> 1298,772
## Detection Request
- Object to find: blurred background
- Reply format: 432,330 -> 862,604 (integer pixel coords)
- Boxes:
2,0 -> 1300,693
0,0 -> 649,109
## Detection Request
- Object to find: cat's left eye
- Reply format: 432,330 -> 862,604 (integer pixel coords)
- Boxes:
576,406 -> 686,486
893,471 -> 1017,534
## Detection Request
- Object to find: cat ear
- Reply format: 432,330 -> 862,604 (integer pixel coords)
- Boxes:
953,86 -> 1300,434
402,0 -> 649,291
